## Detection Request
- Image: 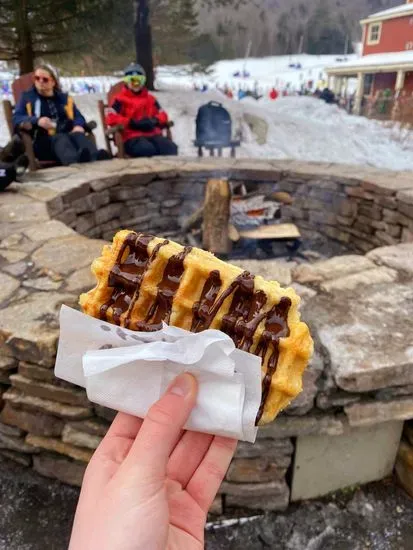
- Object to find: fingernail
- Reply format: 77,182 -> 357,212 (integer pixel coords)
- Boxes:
167,373 -> 194,398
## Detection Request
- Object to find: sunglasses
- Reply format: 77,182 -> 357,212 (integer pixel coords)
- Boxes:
34,75 -> 52,84
124,74 -> 146,86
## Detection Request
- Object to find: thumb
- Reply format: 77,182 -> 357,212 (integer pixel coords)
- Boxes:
122,373 -> 198,476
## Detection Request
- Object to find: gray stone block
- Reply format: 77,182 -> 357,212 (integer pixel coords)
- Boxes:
305,283 -> 413,392
33,453 -> 86,487
291,420 -> 404,501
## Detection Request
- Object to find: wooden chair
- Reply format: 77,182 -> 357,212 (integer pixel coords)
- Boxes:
2,72 -> 96,171
98,82 -> 174,158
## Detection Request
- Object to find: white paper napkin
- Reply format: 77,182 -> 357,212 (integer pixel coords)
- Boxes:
55,306 -> 262,442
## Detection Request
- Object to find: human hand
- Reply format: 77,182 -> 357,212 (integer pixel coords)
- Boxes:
72,125 -> 85,133
37,116 -> 55,130
129,117 -> 157,132
20,121 -> 33,131
69,373 -> 237,550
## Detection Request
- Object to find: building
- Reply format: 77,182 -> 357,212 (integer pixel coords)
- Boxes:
326,0 -> 413,115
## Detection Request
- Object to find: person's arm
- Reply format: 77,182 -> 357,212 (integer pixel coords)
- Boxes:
106,98 -> 129,128
12,95 -> 37,128
72,100 -> 87,131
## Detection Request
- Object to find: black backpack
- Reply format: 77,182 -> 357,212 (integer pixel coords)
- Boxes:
196,101 -> 232,146
0,136 -> 28,191
0,162 -> 18,191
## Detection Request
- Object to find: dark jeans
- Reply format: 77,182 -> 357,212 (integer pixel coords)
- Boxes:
124,135 -> 178,158
34,132 -> 99,165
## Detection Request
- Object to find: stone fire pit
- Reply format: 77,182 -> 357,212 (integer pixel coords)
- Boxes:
0,157 -> 413,513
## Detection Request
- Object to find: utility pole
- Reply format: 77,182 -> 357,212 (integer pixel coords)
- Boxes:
134,0 -> 155,90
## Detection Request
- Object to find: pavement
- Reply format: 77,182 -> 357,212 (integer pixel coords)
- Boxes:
1,457 -> 413,550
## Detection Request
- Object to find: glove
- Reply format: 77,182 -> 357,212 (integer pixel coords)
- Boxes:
129,118 -> 158,132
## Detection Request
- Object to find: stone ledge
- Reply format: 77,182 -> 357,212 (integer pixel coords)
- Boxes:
33,453 -> 86,487
3,389 -> 92,420
345,398 -> 413,427
305,283 -> 413,393
0,403 -> 63,437
26,434 -> 93,462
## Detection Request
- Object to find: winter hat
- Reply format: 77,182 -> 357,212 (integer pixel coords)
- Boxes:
124,64 -> 146,77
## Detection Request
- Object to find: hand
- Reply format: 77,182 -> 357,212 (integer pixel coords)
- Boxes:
37,117 -> 55,130
72,125 -> 85,133
129,117 -> 158,132
69,373 -> 237,550
20,122 -> 33,131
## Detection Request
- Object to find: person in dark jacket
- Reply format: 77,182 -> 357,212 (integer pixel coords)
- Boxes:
13,64 -> 109,165
106,64 -> 178,158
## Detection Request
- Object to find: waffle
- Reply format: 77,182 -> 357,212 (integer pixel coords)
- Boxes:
80,230 -> 313,425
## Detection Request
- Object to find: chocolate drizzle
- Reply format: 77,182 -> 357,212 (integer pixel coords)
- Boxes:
100,233 -> 169,325
100,232 -> 291,424
190,270 -> 291,423
136,245 -> 193,332
254,297 -> 291,423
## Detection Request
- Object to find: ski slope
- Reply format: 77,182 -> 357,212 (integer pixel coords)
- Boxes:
156,54 -> 359,93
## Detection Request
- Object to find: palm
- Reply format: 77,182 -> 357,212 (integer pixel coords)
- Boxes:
167,486 -> 206,549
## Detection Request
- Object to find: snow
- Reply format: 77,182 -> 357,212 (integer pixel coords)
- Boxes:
367,2 -> 413,20
327,50 -> 413,72
157,54 -> 359,95
1,55 -> 412,172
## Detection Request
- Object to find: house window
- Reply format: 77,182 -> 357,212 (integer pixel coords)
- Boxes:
367,22 -> 382,45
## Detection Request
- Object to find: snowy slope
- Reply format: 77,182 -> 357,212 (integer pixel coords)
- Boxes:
156,54 -> 359,93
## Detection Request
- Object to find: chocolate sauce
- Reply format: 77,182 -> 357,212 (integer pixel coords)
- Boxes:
192,271 -> 252,332
191,270 -> 222,332
136,246 -> 193,332
220,273 -> 255,346
255,297 -> 291,424
100,233 -> 168,325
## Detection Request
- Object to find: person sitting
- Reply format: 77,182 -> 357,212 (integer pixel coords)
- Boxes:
106,64 -> 178,158
13,64 -> 109,166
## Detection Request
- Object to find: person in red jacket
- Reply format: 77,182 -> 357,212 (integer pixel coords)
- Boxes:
269,88 -> 279,100
106,64 -> 178,158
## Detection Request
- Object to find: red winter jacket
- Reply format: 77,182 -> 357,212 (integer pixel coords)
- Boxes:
106,85 -> 169,142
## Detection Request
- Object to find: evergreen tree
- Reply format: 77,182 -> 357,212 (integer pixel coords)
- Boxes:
152,0 -> 198,65
0,0 -> 109,74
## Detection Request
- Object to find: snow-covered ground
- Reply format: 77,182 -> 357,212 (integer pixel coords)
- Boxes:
156,54 -> 358,94
1,54 -> 412,171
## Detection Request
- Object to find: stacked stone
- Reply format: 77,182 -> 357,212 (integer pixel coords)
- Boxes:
0,158 -> 413,512
278,170 -> 413,254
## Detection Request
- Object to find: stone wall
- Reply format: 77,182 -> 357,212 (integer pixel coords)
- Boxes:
0,158 -> 413,514
18,157 -> 413,251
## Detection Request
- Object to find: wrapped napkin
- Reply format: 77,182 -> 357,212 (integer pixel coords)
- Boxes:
55,305 -> 262,443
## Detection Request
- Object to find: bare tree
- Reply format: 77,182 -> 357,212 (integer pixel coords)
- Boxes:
134,0 -> 155,89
